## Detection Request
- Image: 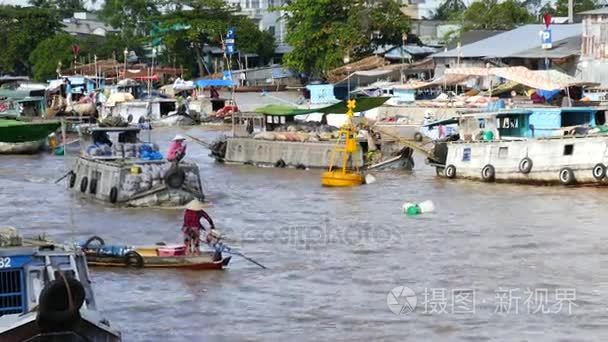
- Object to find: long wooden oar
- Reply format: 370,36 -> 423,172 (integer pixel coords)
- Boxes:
54,171 -> 72,184
214,242 -> 267,269
186,134 -> 211,149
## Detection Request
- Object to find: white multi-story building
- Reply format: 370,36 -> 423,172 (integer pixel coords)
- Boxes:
226,0 -> 291,54
400,0 -> 443,20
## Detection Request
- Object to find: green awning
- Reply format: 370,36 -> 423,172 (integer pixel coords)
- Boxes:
256,97 -> 390,116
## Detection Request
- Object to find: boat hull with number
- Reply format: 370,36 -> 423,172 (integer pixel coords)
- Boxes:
0,228 -> 122,341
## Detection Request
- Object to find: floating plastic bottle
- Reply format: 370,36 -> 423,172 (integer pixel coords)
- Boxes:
365,174 -> 377,184
402,200 -> 435,216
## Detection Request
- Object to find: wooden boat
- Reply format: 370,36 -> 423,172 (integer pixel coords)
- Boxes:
80,237 -> 231,270
0,118 -> 61,154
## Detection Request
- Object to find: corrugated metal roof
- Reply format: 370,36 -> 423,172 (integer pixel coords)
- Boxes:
375,44 -> 438,59
446,30 -> 505,50
433,24 -> 582,59
509,35 -> 582,58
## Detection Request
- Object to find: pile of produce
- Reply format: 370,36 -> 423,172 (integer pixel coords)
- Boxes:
121,164 -> 201,196
252,122 -> 341,142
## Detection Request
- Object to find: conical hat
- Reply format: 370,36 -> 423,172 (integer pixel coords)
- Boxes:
186,199 -> 205,211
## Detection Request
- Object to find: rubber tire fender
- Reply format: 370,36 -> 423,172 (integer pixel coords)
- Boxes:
445,164 -> 457,179
83,236 -> 105,249
125,251 -> 144,268
164,166 -> 186,189
36,276 -> 86,332
592,163 -> 606,180
413,132 -> 423,142
518,157 -> 533,174
89,178 -> 97,194
109,187 -> 118,204
481,164 -> 495,182
68,171 -> 76,188
559,167 -> 576,185
274,159 -> 286,168
80,176 -> 88,193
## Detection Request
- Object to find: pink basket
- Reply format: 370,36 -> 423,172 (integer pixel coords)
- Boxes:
157,245 -> 186,257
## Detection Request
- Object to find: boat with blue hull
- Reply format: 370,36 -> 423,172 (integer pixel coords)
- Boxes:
0,228 -> 121,341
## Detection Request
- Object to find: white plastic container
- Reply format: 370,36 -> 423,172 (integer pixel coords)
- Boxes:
365,174 -> 377,184
417,200 -> 435,213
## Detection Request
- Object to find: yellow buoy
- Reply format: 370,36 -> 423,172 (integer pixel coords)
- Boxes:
321,98 -> 365,187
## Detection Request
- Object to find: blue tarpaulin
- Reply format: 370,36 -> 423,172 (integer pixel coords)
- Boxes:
194,79 -> 234,88
537,89 -> 561,101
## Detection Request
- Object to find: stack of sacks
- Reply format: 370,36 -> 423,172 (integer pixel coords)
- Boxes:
185,171 -> 201,191
112,143 -> 124,158
123,143 -> 138,158
86,144 -> 112,156
122,174 -> 141,197
139,144 -> 163,161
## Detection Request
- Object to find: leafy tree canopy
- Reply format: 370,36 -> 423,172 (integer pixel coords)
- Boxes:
154,0 -> 275,77
281,0 -> 410,77
462,0 -> 535,31
29,34 -> 80,81
539,0 -> 600,17
100,0 -> 160,39
433,0 -> 467,20
28,0 -> 87,18
0,6 -> 63,75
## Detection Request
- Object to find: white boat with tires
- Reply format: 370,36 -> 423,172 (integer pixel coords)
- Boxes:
66,125 -> 204,207
429,108 -> 608,185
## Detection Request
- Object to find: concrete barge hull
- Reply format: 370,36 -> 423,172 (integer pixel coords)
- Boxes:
224,138 -> 364,168
436,136 -> 608,185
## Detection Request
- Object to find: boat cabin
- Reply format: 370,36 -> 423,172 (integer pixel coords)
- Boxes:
79,125 -> 161,160
528,107 -> 606,137
0,90 -> 46,119
230,112 -> 264,137
458,110 -> 532,141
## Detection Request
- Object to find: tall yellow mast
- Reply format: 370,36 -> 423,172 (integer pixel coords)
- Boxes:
321,99 -> 365,187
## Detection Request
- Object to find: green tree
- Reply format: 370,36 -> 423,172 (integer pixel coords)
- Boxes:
100,0 -> 160,38
281,0 -> 410,77
156,0 -> 275,76
28,0 -> 88,17
555,0 -> 597,16
230,16 -> 276,65
0,6 -> 63,75
29,34 -> 80,81
433,0 -> 467,20
462,0 -> 534,31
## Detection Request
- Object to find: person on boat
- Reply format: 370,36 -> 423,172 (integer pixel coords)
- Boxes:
92,131 -> 112,147
182,199 -> 215,255
167,134 -> 187,163
209,86 -> 220,99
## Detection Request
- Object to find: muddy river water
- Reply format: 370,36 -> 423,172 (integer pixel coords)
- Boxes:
1,126 -> 607,341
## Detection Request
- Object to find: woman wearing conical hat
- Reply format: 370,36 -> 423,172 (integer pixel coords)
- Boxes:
182,199 -> 215,256
167,134 -> 187,163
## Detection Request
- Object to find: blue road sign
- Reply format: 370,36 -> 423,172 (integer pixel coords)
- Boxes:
226,27 -> 236,56
541,29 -> 552,49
